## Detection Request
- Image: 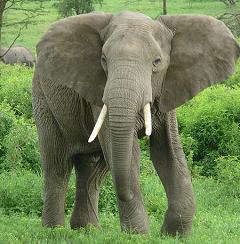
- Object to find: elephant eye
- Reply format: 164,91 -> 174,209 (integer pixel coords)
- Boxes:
101,55 -> 107,65
153,57 -> 161,66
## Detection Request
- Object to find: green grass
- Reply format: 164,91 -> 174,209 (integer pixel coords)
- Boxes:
1,0 -> 231,51
96,0 -> 228,17
0,143 -> 239,243
0,177 -> 239,243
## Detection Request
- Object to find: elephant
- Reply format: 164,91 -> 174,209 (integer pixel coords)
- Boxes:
0,46 -> 35,67
32,12 -> 239,236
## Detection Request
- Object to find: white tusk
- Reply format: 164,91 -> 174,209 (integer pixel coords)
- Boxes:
144,103 -> 152,136
88,104 -> 107,143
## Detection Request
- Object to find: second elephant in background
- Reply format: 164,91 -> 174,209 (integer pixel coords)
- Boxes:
0,46 -> 35,68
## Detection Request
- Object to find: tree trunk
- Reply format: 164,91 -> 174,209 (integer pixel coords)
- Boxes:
163,0 -> 167,15
74,0 -> 80,15
0,0 -> 7,48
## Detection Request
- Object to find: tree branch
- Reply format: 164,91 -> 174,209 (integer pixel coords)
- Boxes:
0,25 -> 23,58
4,2 -> 15,11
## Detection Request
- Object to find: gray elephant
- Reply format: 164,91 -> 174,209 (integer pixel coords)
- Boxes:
32,12 -> 239,236
0,46 -> 35,67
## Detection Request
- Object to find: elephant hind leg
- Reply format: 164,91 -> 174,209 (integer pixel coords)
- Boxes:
40,124 -> 73,228
33,88 -> 73,228
42,161 -> 72,228
70,152 -> 108,229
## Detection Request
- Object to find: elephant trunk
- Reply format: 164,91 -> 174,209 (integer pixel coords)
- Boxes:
101,61 -> 152,202
108,95 -> 137,201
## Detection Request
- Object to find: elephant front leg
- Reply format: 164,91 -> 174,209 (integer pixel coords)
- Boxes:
33,91 -> 73,228
70,153 -> 108,229
150,110 -> 195,236
117,139 -> 149,234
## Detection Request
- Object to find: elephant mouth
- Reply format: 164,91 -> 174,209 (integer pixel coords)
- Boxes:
88,103 -> 152,143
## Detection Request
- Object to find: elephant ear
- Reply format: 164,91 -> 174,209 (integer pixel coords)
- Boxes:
158,15 -> 240,112
36,12 -> 113,106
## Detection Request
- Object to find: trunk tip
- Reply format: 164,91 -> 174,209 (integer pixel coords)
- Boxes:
145,128 -> 152,136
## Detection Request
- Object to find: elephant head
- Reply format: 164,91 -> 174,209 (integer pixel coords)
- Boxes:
36,12 -> 239,202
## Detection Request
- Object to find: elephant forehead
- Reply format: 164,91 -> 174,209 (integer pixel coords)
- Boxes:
103,12 -> 154,39
114,11 -> 152,21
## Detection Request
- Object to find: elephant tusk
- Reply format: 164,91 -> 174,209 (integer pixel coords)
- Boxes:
88,104 -> 107,143
144,103 -> 152,136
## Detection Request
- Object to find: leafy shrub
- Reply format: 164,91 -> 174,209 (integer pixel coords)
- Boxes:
177,85 -> 240,177
2,117 -> 40,173
0,103 -> 40,173
0,168 -> 164,217
215,156 -> 240,197
54,0 -> 103,17
0,64 -> 33,119
99,174 -> 118,215
179,133 -> 202,176
0,171 -> 75,215
0,170 -> 119,216
0,103 -> 19,171
0,171 -> 43,215
0,103 -> 16,160
218,11 -> 240,37
224,61 -> 240,87
0,64 -> 40,173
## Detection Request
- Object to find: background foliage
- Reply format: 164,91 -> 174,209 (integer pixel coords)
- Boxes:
178,84 -> 240,177
54,0 -> 104,17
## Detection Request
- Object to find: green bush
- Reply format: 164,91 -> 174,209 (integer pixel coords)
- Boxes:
3,117 -> 40,173
215,156 -> 240,197
99,174 -> 118,215
0,64 -> 33,119
0,168 -> 164,217
0,171 -> 75,215
0,103 -> 16,160
0,65 -> 40,173
178,84 -> 240,177
0,104 -> 40,173
0,170 -> 118,216
54,0 -> 103,17
224,61 -> 240,87
0,171 -> 42,215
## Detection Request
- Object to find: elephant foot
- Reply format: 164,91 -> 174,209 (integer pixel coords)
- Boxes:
70,211 -> 100,230
119,197 -> 149,234
42,214 -> 65,228
70,220 -> 100,230
160,208 -> 194,237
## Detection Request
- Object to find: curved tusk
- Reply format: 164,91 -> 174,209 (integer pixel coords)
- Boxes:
88,104 -> 107,143
144,103 -> 152,136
